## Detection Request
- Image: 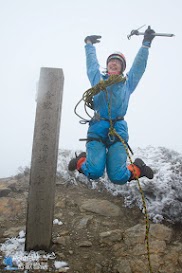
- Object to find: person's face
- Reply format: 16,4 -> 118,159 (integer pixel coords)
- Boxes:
107,58 -> 122,74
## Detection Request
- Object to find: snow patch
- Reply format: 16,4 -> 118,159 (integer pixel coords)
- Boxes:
0,230 -> 69,271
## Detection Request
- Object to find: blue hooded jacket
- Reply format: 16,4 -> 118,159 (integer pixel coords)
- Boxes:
85,43 -> 149,143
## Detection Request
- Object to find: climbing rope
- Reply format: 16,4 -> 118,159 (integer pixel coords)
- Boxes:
74,74 -> 126,121
108,131 -> 152,273
105,88 -> 153,273
75,74 -> 153,273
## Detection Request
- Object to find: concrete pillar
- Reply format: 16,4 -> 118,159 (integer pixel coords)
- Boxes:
25,67 -> 64,251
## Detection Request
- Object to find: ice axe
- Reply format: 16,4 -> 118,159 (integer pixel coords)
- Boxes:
127,24 -> 175,40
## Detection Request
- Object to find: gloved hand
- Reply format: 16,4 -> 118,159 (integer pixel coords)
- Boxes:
84,35 -> 102,44
142,26 -> 155,47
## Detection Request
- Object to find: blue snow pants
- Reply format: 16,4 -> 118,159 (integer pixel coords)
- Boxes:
80,119 -> 132,184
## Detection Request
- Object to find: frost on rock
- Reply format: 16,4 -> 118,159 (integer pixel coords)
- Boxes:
57,146 -> 182,224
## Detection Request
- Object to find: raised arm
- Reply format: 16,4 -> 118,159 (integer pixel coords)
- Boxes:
126,26 -> 155,94
84,35 -> 102,87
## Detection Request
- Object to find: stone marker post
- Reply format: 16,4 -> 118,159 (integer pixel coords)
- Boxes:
25,67 -> 64,251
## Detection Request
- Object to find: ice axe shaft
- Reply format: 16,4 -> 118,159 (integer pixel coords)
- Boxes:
128,30 -> 175,39
135,32 -> 174,37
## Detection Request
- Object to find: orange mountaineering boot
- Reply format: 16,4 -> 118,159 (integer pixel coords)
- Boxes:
128,158 -> 154,181
68,152 -> 86,172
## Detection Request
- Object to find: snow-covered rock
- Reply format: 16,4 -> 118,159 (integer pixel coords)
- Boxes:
57,146 -> 182,224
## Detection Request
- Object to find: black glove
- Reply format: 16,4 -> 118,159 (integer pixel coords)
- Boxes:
84,35 -> 102,44
142,26 -> 155,47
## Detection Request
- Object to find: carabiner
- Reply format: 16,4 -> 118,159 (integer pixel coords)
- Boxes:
108,132 -> 115,142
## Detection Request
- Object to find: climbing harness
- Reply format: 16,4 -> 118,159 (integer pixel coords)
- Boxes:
79,137 -> 134,155
127,24 -> 175,39
74,74 -> 133,153
74,74 -> 153,273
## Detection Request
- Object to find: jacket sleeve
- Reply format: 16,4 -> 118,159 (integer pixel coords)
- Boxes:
126,46 -> 149,94
85,44 -> 101,87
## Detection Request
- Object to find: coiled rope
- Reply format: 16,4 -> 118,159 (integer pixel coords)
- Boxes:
75,74 -> 153,273
74,74 -> 126,120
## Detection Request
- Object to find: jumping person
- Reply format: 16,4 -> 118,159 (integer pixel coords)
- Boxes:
68,26 -> 155,184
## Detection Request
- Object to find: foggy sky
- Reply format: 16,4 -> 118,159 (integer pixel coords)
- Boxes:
0,0 -> 181,177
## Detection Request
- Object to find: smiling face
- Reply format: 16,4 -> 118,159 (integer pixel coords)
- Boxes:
107,58 -> 122,75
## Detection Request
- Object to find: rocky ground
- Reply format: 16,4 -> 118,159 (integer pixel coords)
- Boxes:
0,174 -> 182,273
